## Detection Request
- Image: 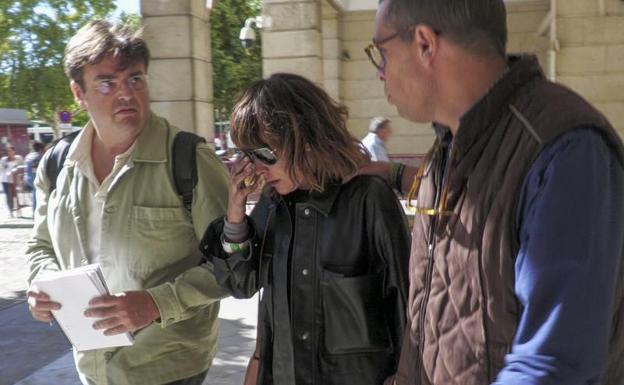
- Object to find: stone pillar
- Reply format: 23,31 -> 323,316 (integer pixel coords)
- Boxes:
141,0 -> 214,140
322,0 -> 341,100
556,0 -> 624,133
262,0 -> 324,83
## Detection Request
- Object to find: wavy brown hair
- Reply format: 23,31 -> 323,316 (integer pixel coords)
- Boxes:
230,73 -> 369,192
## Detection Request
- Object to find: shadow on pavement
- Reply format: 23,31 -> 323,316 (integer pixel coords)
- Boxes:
0,302 -> 71,385
0,307 -> 256,385
0,223 -> 34,229
0,290 -> 26,311
204,317 -> 257,385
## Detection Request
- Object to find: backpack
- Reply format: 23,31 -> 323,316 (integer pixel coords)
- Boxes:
45,130 -> 206,212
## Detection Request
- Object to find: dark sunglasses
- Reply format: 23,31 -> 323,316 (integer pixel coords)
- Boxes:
243,147 -> 278,166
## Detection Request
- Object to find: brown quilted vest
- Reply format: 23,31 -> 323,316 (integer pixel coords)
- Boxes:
394,55 -> 624,385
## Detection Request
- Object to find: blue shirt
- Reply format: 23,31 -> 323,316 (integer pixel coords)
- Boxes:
494,128 -> 624,384
362,132 -> 390,162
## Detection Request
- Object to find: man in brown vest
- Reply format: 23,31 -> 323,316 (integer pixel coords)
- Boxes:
364,1 -> 624,384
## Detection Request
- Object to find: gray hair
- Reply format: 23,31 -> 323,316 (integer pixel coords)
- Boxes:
369,116 -> 391,133
381,0 -> 507,58
64,20 -> 150,90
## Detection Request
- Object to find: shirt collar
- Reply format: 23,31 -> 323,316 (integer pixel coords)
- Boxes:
272,181 -> 342,217
67,111 -> 168,166
452,54 -> 544,158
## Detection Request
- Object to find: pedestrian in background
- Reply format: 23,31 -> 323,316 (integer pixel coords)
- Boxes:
362,116 -> 392,162
365,0 -> 624,384
1,144 -> 23,218
201,73 -> 410,385
24,140 -> 45,211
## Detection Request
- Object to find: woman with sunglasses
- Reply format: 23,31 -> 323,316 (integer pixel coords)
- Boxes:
1,144 -> 24,218
200,73 -> 410,385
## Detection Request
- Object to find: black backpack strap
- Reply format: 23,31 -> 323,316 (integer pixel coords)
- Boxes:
45,130 -> 81,193
172,131 -> 206,212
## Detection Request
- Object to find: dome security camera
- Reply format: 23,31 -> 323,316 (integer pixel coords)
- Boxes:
239,26 -> 256,49
240,16 -> 263,49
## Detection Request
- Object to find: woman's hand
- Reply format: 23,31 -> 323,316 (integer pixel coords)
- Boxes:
227,153 -> 260,224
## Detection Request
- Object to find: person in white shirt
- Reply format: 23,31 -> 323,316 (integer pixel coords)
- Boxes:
362,116 -> 392,162
0,144 -> 24,217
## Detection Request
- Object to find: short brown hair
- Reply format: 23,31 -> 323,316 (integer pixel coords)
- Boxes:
381,0 -> 507,58
64,20 -> 150,89
230,73 -> 369,192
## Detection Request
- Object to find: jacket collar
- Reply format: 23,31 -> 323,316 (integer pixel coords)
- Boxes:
453,55 -> 544,157
271,181 -> 342,217
131,112 -> 169,163
66,111 -> 169,166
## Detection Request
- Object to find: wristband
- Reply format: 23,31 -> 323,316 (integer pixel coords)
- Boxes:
221,238 -> 250,254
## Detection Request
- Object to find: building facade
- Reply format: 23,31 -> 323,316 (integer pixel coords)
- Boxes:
0,109 -> 31,157
140,0 -> 624,156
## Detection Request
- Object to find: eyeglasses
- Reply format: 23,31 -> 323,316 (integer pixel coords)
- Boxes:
94,74 -> 148,96
243,147 -> 278,166
364,26 -> 440,71
364,31 -> 402,71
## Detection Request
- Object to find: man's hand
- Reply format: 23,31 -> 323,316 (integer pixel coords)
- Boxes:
27,288 -> 61,323
84,290 -> 160,335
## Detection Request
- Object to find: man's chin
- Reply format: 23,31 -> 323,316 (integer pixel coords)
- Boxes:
114,118 -> 144,133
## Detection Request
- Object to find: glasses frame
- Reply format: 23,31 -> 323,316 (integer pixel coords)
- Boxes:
364,25 -> 440,71
243,147 -> 278,166
364,31 -> 402,71
94,74 -> 149,96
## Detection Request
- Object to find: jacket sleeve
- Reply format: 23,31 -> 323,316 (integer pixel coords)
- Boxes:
25,149 -> 61,285
199,193 -> 274,299
494,128 -> 624,384
366,177 -> 411,366
146,144 -> 232,327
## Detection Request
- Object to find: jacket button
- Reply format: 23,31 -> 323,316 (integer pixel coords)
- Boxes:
301,331 -> 310,341
104,351 -> 113,361
81,258 -> 88,265
104,206 -> 117,214
301,269 -> 309,276
303,208 -> 310,216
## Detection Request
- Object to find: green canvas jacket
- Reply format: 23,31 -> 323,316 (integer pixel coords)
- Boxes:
26,112 -> 230,384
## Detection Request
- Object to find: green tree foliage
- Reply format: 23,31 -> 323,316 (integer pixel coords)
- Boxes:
0,1 -> 116,130
210,0 -> 262,123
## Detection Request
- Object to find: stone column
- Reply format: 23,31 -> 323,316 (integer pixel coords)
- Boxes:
141,0 -> 214,140
322,0 -> 341,100
262,0 -> 324,83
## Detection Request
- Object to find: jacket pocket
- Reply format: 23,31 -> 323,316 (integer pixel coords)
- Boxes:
126,206 -> 196,276
321,270 -> 393,355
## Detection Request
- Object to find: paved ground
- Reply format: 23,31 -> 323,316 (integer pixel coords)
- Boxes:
0,202 -> 257,385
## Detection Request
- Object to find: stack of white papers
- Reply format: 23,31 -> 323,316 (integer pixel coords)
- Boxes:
33,264 -> 134,351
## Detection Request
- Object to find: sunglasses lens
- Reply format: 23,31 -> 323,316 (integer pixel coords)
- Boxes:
253,148 -> 277,165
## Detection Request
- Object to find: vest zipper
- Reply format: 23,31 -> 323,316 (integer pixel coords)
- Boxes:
415,139 -> 454,381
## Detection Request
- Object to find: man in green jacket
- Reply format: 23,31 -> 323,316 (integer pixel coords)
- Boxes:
25,20 -> 229,385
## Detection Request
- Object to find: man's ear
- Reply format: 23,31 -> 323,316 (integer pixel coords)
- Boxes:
70,80 -> 86,108
413,24 -> 440,66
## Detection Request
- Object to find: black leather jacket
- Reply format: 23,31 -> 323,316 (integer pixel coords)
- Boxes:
201,175 -> 410,385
